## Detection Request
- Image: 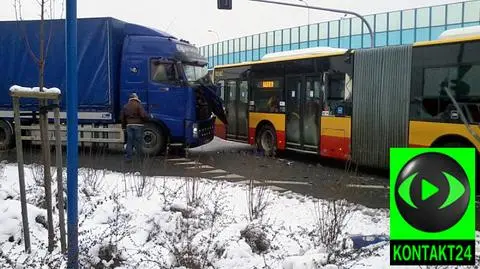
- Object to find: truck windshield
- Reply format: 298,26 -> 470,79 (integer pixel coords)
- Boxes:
183,64 -> 209,82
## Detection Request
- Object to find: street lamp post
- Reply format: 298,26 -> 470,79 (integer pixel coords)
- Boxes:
298,0 -> 310,25
250,0 -> 375,47
207,30 -> 220,67
208,29 -> 220,43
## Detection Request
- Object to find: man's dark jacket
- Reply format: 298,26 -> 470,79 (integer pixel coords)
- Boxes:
120,98 -> 148,129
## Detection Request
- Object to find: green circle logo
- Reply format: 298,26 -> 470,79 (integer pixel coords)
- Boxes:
394,152 -> 470,232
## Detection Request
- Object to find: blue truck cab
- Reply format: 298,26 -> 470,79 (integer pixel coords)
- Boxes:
0,17 -> 227,155
119,25 -> 226,154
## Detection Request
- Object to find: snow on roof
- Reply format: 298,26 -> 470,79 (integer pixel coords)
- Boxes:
261,47 -> 348,61
438,25 -> 480,40
9,85 -> 61,94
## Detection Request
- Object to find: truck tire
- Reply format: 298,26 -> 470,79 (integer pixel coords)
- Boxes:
142,123 -> 166,156
0,120 -> 14,151
256,124 -> 277,157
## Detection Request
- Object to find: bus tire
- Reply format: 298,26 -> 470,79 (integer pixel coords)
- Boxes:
142,123 -> 166,156
0,120 -> 14,151
439,141 -> 471,148
256,124 -> 277,157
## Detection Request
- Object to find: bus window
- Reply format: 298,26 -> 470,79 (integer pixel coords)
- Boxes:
252,79 -> 283,113
328,74 -> 345,100
239,81 -> 249,104
323,71 -> 352,116
416,64 -> 480,122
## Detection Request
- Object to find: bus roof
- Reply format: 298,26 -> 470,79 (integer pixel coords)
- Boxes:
414,25 -> 480,47
214,48 -> 349,69
261,47 -> 348,61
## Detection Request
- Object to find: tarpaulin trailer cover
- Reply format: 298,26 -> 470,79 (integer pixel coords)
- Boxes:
0,17 -> 173,122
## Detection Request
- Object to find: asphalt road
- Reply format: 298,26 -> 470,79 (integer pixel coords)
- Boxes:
0,138 -> 390,208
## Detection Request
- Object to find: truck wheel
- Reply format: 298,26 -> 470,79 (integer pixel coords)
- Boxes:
142,123 -> 166,156
0,120 -> 14,151
256,124 -> 277,157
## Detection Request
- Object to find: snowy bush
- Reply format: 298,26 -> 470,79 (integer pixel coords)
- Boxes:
78,193 -> 129,268
246,179 -> 271,222
80,167 -> 106,198
312,199 -> 352,262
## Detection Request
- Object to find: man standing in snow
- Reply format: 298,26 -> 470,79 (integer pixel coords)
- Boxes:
120,93 -> 149,161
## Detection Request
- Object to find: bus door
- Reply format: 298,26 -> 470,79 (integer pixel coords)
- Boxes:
285,75 -> 323,151
286,75 -> 302,148
303,76 -> 323,150
224,79 -> 249,141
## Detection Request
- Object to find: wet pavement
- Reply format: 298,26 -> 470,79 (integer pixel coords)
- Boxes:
0,138 -> 389,208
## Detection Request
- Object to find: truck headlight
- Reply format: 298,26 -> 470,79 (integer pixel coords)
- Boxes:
193,123 -> 199,138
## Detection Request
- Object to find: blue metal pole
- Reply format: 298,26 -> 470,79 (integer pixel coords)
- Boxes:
66,0 -> 78,268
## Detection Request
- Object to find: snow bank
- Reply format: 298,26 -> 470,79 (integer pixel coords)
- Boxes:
189,136 -> 253,153
9,85 -> 61,94
1,162 -> 474,268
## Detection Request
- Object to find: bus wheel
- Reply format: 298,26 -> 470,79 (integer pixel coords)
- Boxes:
438,140 -> 478,195
257,125 -> 277,157
0,120 -> 14,151
142,123 -> 166,156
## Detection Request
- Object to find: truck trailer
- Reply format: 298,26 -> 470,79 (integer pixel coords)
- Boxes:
0,17 -> 227,155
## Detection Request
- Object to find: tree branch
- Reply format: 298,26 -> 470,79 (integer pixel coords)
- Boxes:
13,0 -> 41,65
44,0 -> 56,62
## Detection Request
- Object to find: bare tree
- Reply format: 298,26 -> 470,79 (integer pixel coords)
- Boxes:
13,0 -> 65,253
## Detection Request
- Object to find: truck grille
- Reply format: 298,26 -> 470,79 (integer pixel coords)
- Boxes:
198,119 -> 215,142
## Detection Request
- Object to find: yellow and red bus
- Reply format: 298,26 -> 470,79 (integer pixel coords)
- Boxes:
213,27 -> 480,171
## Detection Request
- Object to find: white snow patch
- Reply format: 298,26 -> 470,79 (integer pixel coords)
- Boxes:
189,136 -> 253,153
9,85 -> 61,94
282,250 -> 330,269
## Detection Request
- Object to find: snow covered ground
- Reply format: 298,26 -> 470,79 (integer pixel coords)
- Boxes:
0,156 -> 478,268
188,136 -> 253,154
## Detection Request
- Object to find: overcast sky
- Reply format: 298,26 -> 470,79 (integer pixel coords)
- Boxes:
0,0 -> 467,47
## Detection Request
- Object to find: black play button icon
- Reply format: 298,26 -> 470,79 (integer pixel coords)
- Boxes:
394,152 -> 470,232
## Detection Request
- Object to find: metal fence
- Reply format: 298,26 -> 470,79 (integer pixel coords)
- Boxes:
199,0 -> 480,69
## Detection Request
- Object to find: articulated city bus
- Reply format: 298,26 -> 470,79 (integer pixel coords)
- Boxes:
213,27 -> 480,171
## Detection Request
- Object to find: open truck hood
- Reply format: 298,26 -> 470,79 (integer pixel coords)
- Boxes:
197,83 -> 228,125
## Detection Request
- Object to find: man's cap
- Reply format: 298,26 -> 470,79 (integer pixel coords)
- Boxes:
129,93 -> 139,99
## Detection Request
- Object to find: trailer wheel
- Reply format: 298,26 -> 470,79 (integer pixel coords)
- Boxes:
256,124 -> 277,157
0,120 -> 14,151
142,123 -> 166,156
